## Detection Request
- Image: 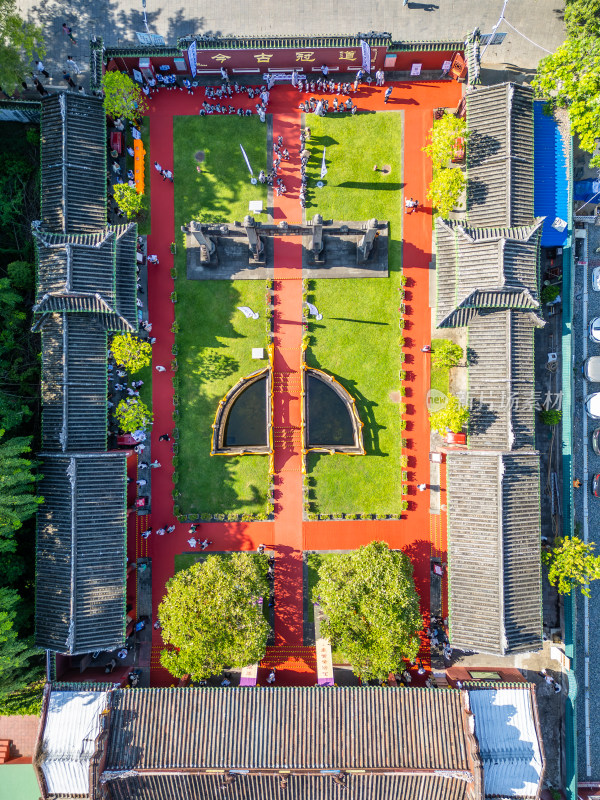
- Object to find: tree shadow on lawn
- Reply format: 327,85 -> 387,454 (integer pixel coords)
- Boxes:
176,280 -> 268,516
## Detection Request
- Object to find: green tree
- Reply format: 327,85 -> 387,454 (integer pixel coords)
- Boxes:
532,32 -> 600,165
542,536 -> 600,597
111,332 -> 152,372
313,541 -> 422,682
422,112 -> 468,170
101,71 -> 149,123
114,398 -> 153,433
0,588 -> 42,700
564,0 -> 600,37
429,393 -> 469,435
113,183 -> 145,220
0,0 -> 45,94
159,554 -> 270,681
539,408 -> 562,425
0,430 -> 41,554
426,168 -> 465,217
431,340 -> 463,368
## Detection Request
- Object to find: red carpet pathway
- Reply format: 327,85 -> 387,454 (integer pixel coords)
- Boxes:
140,79 -> 461,686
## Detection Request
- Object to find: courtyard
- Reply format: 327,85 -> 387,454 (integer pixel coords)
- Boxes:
126,76 -> 461,686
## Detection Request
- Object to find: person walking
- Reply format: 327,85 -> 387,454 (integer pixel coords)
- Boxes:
187,537 -> 197,548
375,69 -> 385,87
154,161 -> 162,174
155,365 -> 167,372
62,70 -> 77,89
267,669 -> 276,684
62,23 -> 77,45
32,76 -> 48,96
384,86 -> 392,104
35,60 -> 50,78
158,433 -> 170,442
66,56 -> 81,75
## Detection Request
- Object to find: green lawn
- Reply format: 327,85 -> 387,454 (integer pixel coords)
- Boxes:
172,116 -> 270,518
429,339 -> 451,396
305,113 -> 405,516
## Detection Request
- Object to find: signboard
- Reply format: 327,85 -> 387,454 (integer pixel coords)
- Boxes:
188,40 -> 197,78
239,662 -> 258,686
410,63 -> 422,76
131,126 -> 141,140
135,32 -> 166,46
552,217 -> 567,232
132,68 -> 143,83
360,39 -> 371,73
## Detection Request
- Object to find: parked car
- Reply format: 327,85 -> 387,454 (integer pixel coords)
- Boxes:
592,427 -> 600,456
590,317 -> 600,343
593,474 -> 600,497
593,266 -> 600,292
584,356 -> 600,381
585,393 -> 600,418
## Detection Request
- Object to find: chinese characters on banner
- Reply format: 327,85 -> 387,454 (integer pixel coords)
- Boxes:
187,40 -> 197,78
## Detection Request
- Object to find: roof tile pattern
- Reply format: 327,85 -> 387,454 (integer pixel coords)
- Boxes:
41,94 -> 106,233
466,83 -> 534,227
105,687 -> 472,772
35,453 -> 127,654
447,452 -> 542,655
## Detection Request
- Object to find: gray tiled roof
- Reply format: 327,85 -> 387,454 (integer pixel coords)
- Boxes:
40,93 -> 106,233
40,313 -> 108,452
105,772 -> 473,800
35,452 -> 128,654
467,309 -> 540,451
32,224 -> 138,333
105,687 -> 476,773
447,451 -> 542,656
466,83 -> 534,227
435,218 -> 542,328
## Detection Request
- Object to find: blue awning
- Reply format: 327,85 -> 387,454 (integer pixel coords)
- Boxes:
534,101 -> 569,247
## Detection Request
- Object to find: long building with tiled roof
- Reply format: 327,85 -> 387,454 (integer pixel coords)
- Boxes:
33,93 -> 136,655
34,684 -> 544,800
435,82 -> 543,656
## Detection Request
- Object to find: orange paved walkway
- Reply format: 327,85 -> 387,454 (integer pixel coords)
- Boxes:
140,78 -> 461,686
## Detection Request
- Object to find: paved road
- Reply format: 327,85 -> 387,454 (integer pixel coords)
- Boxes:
17,0 -> 565,89
572,220 -> 600,782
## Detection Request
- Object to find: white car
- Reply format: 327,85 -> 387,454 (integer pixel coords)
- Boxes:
593,266 -> 600,291
590,317 -> 600,343
585,393 -> 600,419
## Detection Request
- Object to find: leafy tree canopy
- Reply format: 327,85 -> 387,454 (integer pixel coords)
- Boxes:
542,535 -> 600,597
431,340 -> 463,368
0,0 -> 45,94
428,393 -> 469,435
422,112 -> 468,171
111,332 -> 152,373
0,587 -> 42,700
0,429 -> 41,554
159,554 -> 270,681
113,182 -> 145,220
101,71 -> 149,123
532,5 -> 600,165
114,397 -> 153,434
313,541 -> 422,682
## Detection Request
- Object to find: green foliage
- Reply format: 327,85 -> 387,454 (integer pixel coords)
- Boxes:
114,397 -> 153,433
113,183 -> 145,220
429,394 -> 469,434
313,541 -> 422,681
426,167 -> 465,217
0,679 -> 43,716
564,0 -> 600,37
542,536 -> 600,596
0,588 -> 43,700
422,112 -> 468,170
431,339 -> 463,368
101,71 -> 149,123
532,33 -> 600,165
0,0 -> 45,94
541,284 -> 560,303
159,553 -> 270,680
0,429 -> 41,555
540,408 -> 562,425
111,332 -> 152,373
